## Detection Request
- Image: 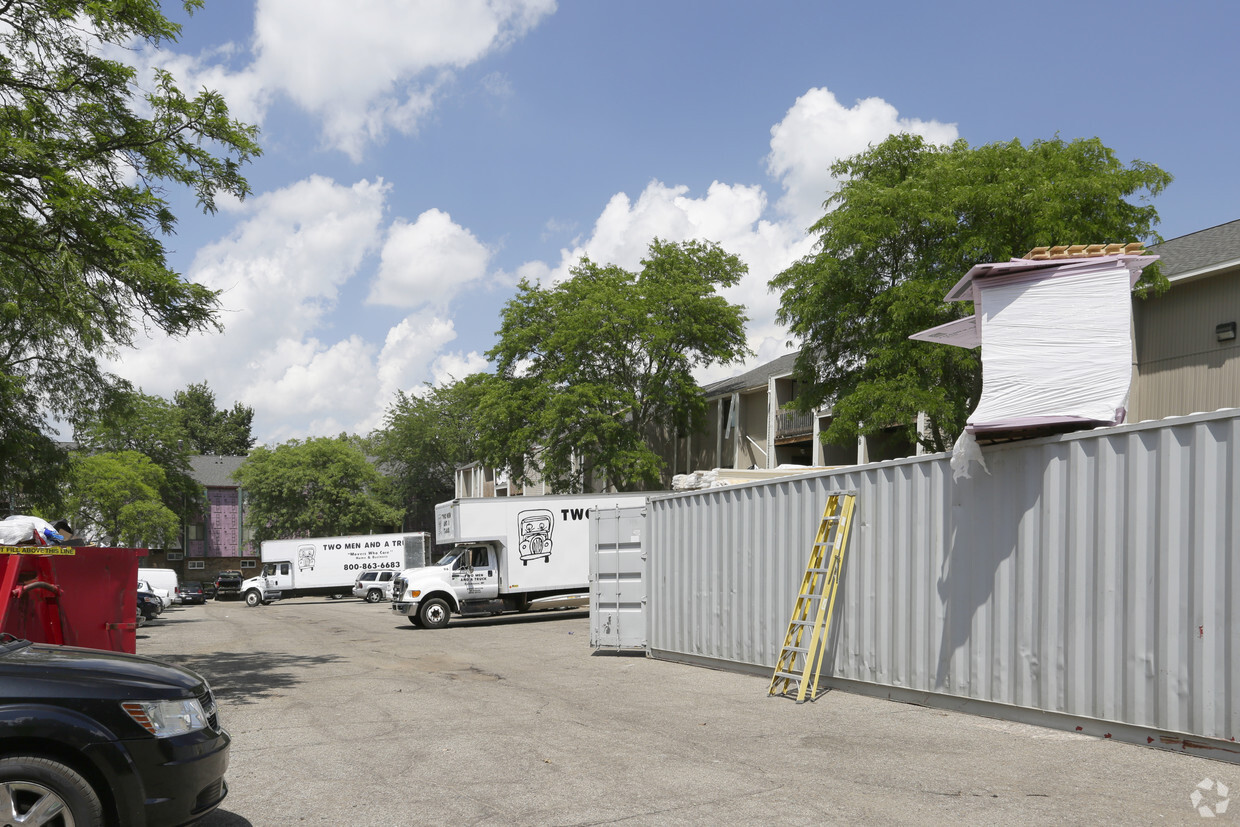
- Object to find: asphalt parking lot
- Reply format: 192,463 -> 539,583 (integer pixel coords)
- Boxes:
139,598 -> 1234,825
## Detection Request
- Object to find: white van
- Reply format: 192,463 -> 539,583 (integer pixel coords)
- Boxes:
138,567 -> 181,605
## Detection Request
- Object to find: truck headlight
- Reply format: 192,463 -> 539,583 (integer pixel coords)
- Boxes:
122,698 -> 208,737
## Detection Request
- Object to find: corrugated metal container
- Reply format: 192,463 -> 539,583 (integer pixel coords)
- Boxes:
589,505 -> 648,650
645,409 -> 1240,760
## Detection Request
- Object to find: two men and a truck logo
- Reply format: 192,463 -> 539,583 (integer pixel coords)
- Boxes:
517,509 -> 554,565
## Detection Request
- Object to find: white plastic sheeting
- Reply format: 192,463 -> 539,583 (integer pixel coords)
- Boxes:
968,262 -> 1136,430
912,254 -> 1158,433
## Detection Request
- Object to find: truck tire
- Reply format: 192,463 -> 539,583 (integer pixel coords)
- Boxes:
366,589 -> 383,604
408,615 -> 421,627
0,756 -> 104,827
418,597 -> 451,629
244,589 -> 262,607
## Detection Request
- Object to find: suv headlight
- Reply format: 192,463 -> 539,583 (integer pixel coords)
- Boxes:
122,698 -> 208,737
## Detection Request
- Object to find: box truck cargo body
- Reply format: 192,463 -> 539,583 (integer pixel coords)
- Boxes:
241,532 -> 432,606
392,493 -> 650,628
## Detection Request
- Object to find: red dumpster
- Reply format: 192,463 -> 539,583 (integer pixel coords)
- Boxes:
0,545 -> 147,654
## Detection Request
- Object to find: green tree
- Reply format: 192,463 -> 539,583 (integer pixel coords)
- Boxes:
234,436 -> 401,543
71,390 -> 203,534
174,381 -> 255,455
372,374 -> 492,532
65,451 -> 179,546
0,0 -> 260,504
771,134 -> 1172,454
483,238 -> 750,491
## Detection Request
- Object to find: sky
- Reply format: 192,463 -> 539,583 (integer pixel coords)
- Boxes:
105,0 -> 1240,446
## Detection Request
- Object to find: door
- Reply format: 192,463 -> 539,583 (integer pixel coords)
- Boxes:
265,561 -> 292,591
449,546 -> 498,601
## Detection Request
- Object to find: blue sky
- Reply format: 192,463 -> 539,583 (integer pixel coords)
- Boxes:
109,1 -> 1240,445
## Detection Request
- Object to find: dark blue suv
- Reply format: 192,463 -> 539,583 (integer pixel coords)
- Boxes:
0,635 -> 230,825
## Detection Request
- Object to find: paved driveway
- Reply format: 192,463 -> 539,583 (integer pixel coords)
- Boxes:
139,598 -> 1232,825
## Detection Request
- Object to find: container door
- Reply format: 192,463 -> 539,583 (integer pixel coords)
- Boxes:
589,505 -> 647,650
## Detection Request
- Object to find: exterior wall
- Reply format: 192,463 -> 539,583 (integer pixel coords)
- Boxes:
645,408 -> 1240,756
736,389 -> 769,469
204,488 -> 241,557
1131,267 -> 1240,421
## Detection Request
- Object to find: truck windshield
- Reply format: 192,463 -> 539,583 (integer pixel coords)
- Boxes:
434,550 -> 461,567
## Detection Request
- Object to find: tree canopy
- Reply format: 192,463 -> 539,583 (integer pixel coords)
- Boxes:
174,381 -> 255,455
372,375 -> 492,533
0,0 -> 260,506
771,134 -> 1172,453
234,436 -> 401,543
65,451 -> 179,546
71,389 -> 203,530
482,238 -> 750,491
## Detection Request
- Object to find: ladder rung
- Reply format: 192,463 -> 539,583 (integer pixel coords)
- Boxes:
773,671 -> 801,680
782,645 -> 809,654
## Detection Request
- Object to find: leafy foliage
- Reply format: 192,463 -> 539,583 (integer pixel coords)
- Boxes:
65,451 -> 179,546
372,375 -> 492,532
71,390 -> 203,530
482,238 -> 750,491
772,134 -> 1172,453
174,381 -> 255,455
0,0 -> 260,505
234,436 -> 402,543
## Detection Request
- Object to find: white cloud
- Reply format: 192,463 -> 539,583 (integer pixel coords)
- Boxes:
249,0 -> 557,158
110,176 -> 392,442
522,88 -> 957,386
766,87 -> 959,232
368,209 -> 492,309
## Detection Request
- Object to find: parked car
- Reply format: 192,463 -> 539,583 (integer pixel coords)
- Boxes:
182,581 -> 206,605
137,579 -> 170,611
137,589 -> 162,621
352,570 -> 397,603
0,634 -> 230,824
214,570 -> 243,600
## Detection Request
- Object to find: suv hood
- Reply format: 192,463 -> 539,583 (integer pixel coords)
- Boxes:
0,642 -> 203,695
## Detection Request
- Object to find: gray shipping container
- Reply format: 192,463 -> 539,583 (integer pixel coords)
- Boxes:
589,504 -> 648,650
640,408 -> 1240,762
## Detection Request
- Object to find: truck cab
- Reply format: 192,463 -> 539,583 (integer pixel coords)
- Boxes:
240,563 -> 285,607
392,545 -> 498,628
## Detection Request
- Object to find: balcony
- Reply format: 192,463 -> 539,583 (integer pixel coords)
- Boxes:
775,409 -> 815,442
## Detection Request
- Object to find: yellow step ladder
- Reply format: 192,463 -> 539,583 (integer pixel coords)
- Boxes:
768,492 -> 857,702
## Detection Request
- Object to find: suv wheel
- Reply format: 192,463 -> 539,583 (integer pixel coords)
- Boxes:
365,589 -> 383,604
0,756 -> 104,827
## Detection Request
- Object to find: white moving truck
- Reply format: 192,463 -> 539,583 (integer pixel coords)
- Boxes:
392,492 -> 650,628
241,532 -> 431,607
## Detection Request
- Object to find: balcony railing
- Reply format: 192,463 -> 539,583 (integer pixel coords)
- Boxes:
775,409 -> 815,440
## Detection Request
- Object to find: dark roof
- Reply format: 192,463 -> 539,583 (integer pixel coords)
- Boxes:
188,455 -> 247,487
703,350 -> 800,397
1150,219 -> 1240,279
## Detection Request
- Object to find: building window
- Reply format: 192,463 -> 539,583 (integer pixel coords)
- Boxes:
240,559 -> 257,568
187,523 -> 205,541
188,560 -> 205,570
166,551 -> 184,561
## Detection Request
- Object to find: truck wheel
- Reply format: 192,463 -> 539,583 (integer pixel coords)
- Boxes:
244,589 -> 262,607
418,597 -> 451,629
408,615 -> 421,627
0,756 -> 104,827
366,589 -> 383,604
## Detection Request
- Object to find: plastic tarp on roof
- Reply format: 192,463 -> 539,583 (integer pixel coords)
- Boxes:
912,254 -> 1158,434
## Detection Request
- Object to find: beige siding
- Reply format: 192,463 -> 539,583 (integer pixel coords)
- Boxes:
1131,268 -> 1240,421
